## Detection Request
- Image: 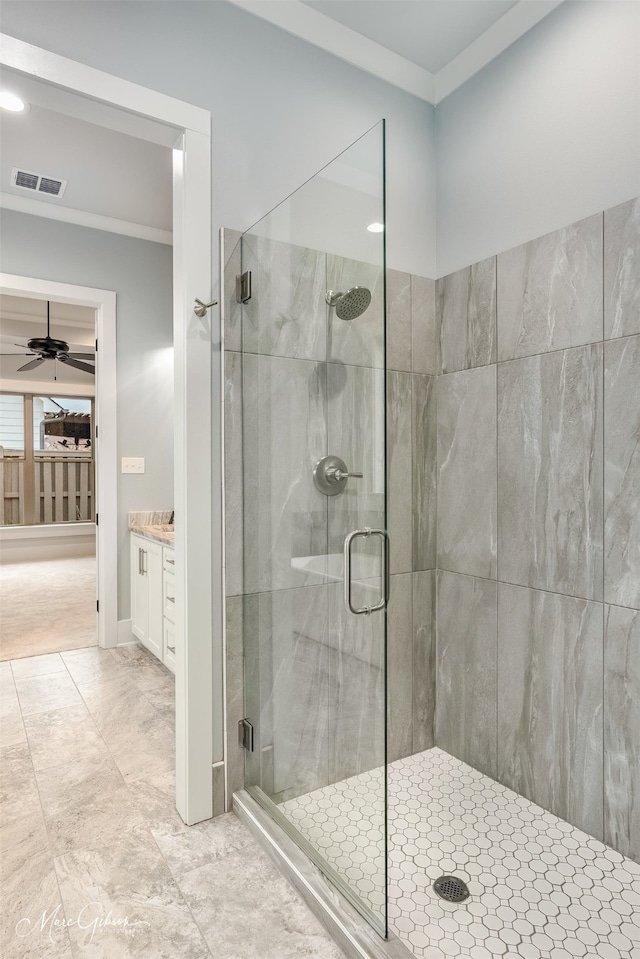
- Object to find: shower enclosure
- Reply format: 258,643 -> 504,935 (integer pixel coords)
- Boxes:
239,121 -> 389,933
230,122 -> 640,957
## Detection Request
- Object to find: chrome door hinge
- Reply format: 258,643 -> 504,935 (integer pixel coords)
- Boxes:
238,718 -> 254,752
235,271 -> 252,304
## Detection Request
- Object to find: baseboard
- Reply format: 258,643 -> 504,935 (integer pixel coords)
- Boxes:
117,619 -> 134,645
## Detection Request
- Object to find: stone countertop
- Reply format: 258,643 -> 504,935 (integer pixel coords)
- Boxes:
128,510 -> 174,547
131,524 -> 175,546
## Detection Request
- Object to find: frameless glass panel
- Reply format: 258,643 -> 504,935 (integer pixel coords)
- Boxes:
241,121 -> 388,934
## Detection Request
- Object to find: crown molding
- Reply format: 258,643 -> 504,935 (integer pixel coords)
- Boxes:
434,0 -> 565,103
227,0 -> 565,105
227,0 -> 435,102
0,192 -> 173,246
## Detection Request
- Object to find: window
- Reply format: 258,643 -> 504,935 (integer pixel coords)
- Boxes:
33,396 -> 92,454
0,393 -> 25,452
0,392 -> 94,526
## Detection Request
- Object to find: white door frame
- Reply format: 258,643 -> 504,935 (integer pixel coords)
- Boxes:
0,273 -> 116,648
0,34 -> 219,825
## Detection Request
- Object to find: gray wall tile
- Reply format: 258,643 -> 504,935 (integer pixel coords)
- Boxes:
497,583 -> 604,839
224,351 -> 243,597
498,344 -> 603,601
436,570 -> 497,779
225,596 -> 245,808
327,363 -> 385,557
242,234 -> 326,361
497,214 -> 603,361
243,354 -> 327,593
437,257 -> 496,373
258,586 -> 331,801
605,604 -> 640,861
387,371 -> 412,574
412,373 -> 436,572
605,196 -> 640,340
438,365 -> 497,579
212,763 -> 226,818
327,255 -> 384,369
327,582 -> 385,784
386,269 -> 412,372
411,274 -> 437,376
605,334 -> 640,610
240,593 -> 261,793
222,227 -> 242,353
412,570 -> 435,754
387,574 -> 413,763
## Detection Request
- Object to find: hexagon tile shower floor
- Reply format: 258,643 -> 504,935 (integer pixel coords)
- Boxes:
281,748 -> 640,959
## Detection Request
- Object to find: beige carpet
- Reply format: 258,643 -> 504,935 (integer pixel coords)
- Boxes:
0,556 -> 96,661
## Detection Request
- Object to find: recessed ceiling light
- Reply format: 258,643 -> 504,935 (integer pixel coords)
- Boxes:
367,222 -> 384,233
0,91 -> 29,113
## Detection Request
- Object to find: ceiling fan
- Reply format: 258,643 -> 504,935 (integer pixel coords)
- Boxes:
0,301 -> 95,377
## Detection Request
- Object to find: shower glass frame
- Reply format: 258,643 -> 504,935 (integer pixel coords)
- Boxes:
239,120 -> 389,937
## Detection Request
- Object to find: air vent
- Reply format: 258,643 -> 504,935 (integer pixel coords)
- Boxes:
11,167 -> 67,198
15,170 -> 38,190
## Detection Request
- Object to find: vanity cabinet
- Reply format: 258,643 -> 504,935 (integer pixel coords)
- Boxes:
130,532 -> 163,659
130,532 -> 176,672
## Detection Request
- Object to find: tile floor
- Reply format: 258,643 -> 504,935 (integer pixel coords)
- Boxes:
0,557 -> 97,661
282,748 -> 640,959
0,643 -> 346,959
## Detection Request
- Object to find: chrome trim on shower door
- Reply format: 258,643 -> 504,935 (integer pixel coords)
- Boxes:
343,528 -> 390,615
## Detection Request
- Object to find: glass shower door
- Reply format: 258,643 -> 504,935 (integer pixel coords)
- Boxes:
241,121 -> 388,935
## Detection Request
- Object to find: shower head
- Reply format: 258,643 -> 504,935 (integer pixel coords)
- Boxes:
326,286 -> 372,321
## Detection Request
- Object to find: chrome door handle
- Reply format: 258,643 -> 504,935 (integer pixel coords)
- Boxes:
343,528 -> 390,615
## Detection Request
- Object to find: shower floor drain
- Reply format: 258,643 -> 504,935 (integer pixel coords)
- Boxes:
433,875 -> 470,903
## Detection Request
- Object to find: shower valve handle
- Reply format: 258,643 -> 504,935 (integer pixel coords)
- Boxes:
327,468 -> 362,483
313,455 -> 362,496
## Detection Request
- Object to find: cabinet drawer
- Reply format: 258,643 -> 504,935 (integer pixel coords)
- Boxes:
163,547 -> 176,572
163,571 -> 176,623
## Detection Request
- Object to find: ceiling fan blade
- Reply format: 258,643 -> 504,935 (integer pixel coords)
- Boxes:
17,357 -> 46,372
0,352 -> 32,356
67,353 -> 95,360
58,356 -> 95,375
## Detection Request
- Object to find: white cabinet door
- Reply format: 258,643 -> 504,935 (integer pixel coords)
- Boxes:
130,533 -> 163,659
142,540 -> 163,659
131,534 -> 149,642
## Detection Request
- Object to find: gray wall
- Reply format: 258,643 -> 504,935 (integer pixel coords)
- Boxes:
436,0 -> 640,275
0,0 -> 436,279
434,197 -> 640,860
0,210 -> 174,620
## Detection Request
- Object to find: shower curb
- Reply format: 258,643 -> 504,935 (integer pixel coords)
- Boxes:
233,790 -> 413,959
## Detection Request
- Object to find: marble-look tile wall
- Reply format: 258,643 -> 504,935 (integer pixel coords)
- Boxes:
435,197 -> 640,861
221,228 -> 438,812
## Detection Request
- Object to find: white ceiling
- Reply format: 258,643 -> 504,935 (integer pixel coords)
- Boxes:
301,0 -> 519,73
0,101 -> 172,233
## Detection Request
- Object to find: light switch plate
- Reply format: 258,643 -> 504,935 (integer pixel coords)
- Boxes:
122,457 -> 145,474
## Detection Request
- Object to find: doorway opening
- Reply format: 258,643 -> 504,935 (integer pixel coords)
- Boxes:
0,31 -> 217,825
